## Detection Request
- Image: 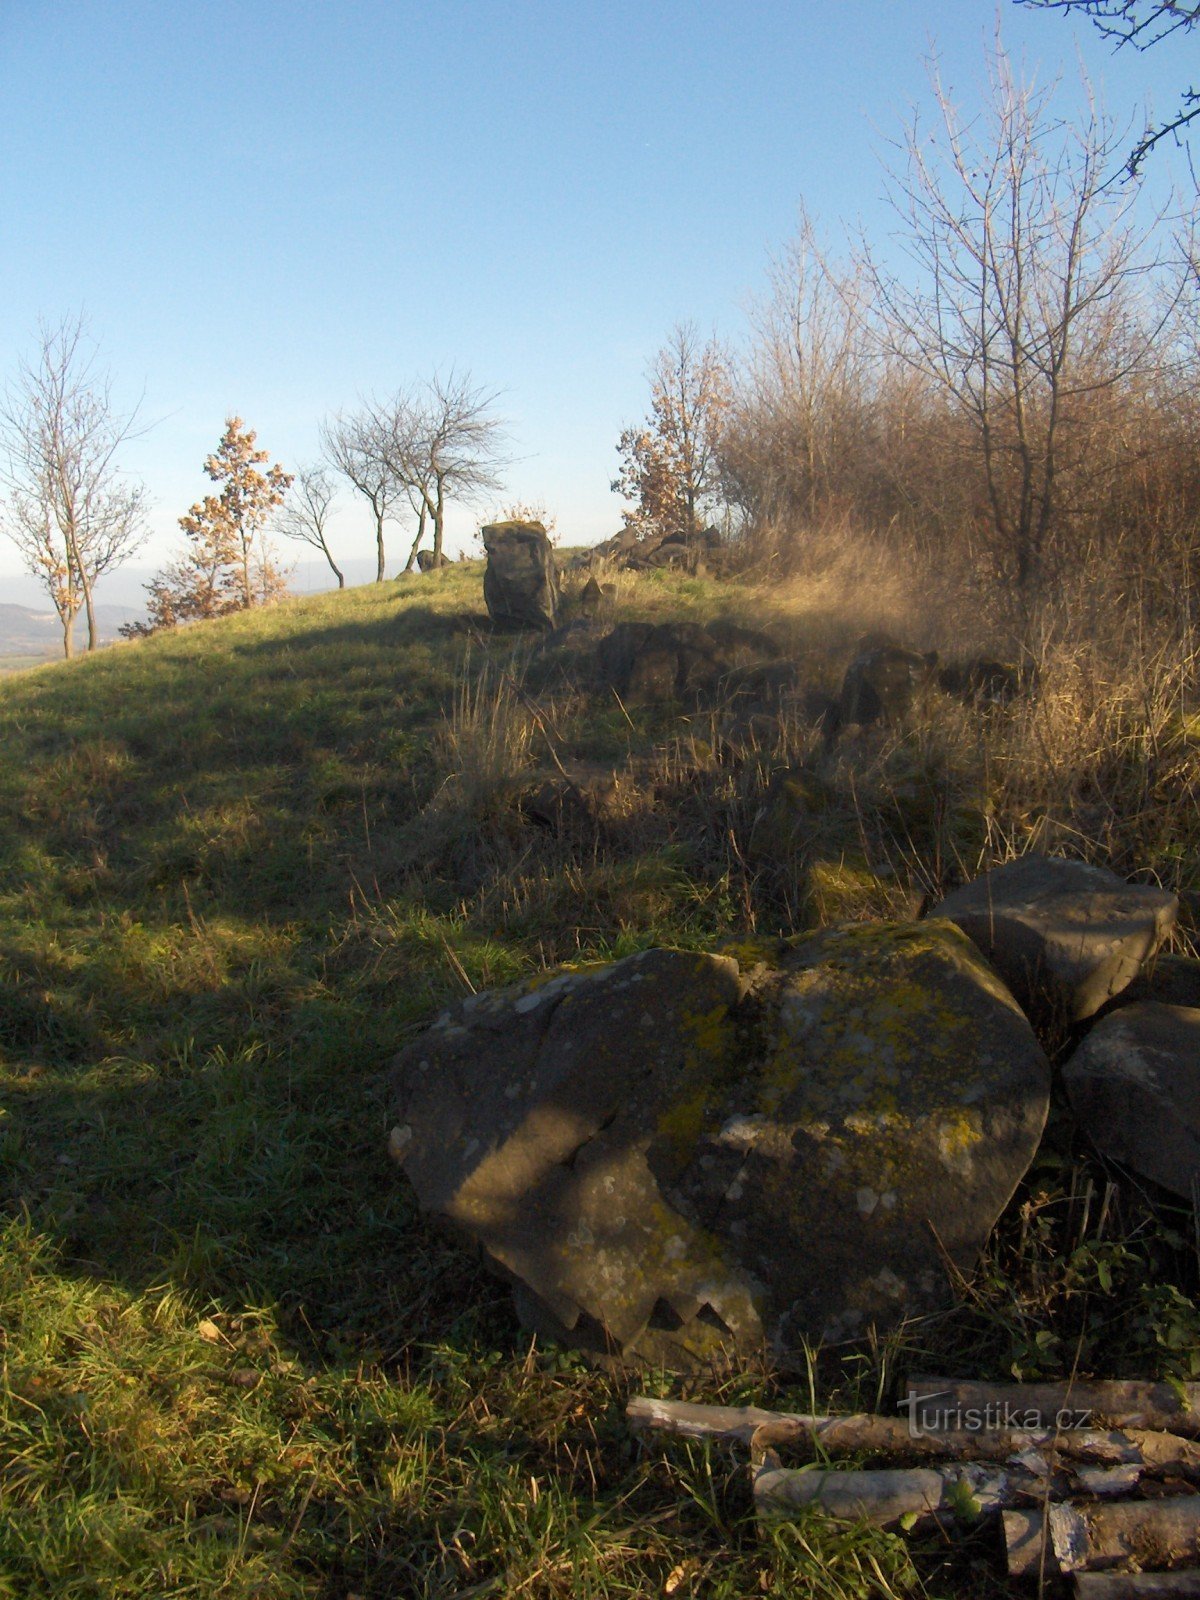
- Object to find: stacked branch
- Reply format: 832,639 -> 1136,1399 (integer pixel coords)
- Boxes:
628,1388 -> 1200,1580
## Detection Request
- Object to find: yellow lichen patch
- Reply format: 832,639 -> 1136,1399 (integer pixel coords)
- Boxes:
653,997 -> 740,1170
754,920 -> 1028,1126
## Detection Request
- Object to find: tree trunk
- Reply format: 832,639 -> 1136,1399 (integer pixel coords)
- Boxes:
62,517 -> 98,650
321,541 -> 345,588
76,557 -> 98,649
60,610 -> 74,660
404,503 -> 429,572
374,505 -> 386,582
239,526 -> 253,609
432,478 -> 445,561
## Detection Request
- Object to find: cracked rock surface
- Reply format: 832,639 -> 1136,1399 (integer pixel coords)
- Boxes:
386,924 -> 1051,1367
933,854 -> 1177,1025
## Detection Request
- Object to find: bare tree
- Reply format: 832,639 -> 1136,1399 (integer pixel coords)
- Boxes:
860,46 -> 1179,601
612,323 -> 729,543
721,216 -> 881,537
368,389 -> 435,572
321,404 -> 404,582
276,463 -> 344,587
1018,1 -> 1199,172
382,372 -> 511,562
0,314 -> 148,657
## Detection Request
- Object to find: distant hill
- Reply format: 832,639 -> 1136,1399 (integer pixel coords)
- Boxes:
0,601 -> 142,664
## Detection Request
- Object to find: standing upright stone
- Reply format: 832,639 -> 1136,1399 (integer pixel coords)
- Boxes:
482,520 -> 559,630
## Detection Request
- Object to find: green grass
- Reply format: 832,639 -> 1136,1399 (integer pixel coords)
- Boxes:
0,561 -> 1196,1596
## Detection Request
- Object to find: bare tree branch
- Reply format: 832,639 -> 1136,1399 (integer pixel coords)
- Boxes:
1017,0 -> 1200,172
276,463 -> 344,588
859,44 -> 1184,608
379,372 -> 511,563
321,405 -> 405,581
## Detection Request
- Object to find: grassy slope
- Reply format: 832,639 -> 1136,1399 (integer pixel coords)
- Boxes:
0,563 -> 1196,1598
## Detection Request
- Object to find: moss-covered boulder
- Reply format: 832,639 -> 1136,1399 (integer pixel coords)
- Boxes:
717,921 -> 1050,1346
386,925 -> 1050,1366
388,949 -> 764,1366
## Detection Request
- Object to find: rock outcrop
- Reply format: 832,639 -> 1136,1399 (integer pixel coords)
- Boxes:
596,619 -> 779,704
415,549 -> 451,572
932,854 -> 1177,1025
1064,1002 -> 1200,1198
586,526 -> 727,576
482,520 -> 560,630
387,923 -> 1050,1366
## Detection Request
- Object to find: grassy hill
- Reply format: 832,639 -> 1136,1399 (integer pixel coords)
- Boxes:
1,560 -> 1196,1597
0,602 -> 143,671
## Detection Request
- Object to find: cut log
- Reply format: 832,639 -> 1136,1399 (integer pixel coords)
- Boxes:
754,1460 -> 1023,1527
625,1396 -> 1200,1477
1006,1497 -> 1200,1578
626,1396 -> 815,1445
910,1377 -> 1200,1438
1074,1575 -> 1200,1597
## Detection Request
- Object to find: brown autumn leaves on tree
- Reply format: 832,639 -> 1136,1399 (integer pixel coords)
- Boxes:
612,324 -> 729,544
134,418 -> 292,634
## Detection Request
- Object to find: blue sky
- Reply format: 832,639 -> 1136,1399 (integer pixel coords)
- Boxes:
0,0 -> 1191,605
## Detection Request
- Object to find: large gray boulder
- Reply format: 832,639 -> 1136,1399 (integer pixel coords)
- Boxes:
482,520 -> 559,630
387,923 -> 1050,1366
1064,1002 -> 1200,1198
932,854 -> 1177,1025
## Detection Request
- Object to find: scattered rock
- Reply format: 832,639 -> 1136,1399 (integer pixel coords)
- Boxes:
937,657 -> 1027,706
579,576 -> 609,619
415,549 -> 451,572
1117,952 -> 1200,1011
521,773 -> 627,838
482,520 -> 560,630
386,924 -> 1050,1366
829,644 -> 940,741
587,526 -> 728,576
932,854 -> 1177,1025
1064,1002 -> 1200,1197
596,619 -> 779,704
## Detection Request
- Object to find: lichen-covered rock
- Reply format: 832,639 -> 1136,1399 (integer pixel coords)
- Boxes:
668,921 -> 1049,1348
1064,1002 -> 1200,1198
386,924 -> 1050,1366
388,949 -> 764,1365
932,854 -> 1177,1025
482,520 -> 559,630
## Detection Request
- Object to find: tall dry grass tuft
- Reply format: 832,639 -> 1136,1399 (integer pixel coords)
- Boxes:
436,651 -> 538,818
